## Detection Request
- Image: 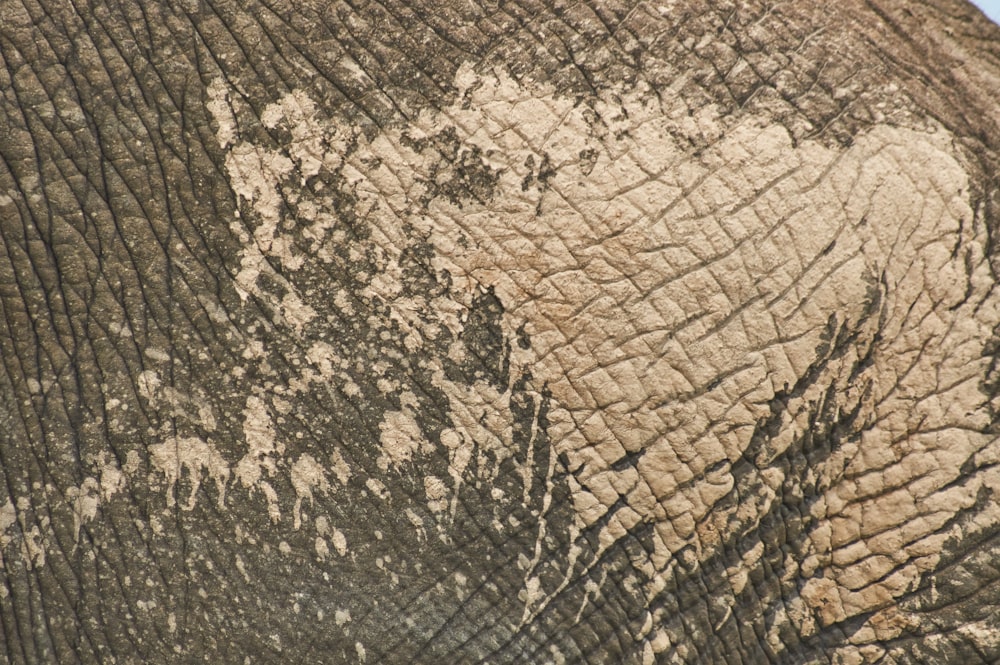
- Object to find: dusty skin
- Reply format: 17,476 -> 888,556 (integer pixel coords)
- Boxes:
1,0 -> 1000,663
201,62 -> 1000,660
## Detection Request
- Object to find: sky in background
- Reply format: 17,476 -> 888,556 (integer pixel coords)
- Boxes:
972,0 -> 1000,24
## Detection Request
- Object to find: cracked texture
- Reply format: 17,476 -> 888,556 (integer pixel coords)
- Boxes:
1,0 -> 1000,663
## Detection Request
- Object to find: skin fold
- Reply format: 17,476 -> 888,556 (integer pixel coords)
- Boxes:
0,0 -> 999,662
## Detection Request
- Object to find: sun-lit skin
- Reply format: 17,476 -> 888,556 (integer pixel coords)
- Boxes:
1,1 -> 999,662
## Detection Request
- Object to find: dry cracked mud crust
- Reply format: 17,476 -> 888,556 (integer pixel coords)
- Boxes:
1,0 -> 1000,663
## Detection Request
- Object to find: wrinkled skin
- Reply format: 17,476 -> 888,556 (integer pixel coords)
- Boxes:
1,0 -> 1000,662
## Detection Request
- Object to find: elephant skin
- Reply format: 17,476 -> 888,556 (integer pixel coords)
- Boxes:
1,0 -> 1000,662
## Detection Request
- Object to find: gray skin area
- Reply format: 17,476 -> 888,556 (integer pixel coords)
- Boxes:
0,0 -> 999,663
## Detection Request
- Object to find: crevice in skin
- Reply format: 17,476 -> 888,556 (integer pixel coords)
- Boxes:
819,486 -> 1000,664
594,308 -> 878,663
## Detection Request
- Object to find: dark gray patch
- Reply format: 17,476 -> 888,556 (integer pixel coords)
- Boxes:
447,286 -> 511,389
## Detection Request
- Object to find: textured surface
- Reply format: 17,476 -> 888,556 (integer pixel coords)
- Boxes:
1,0 -> 1000,663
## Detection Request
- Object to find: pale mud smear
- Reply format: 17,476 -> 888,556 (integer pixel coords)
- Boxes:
196,63 -> 1000,659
